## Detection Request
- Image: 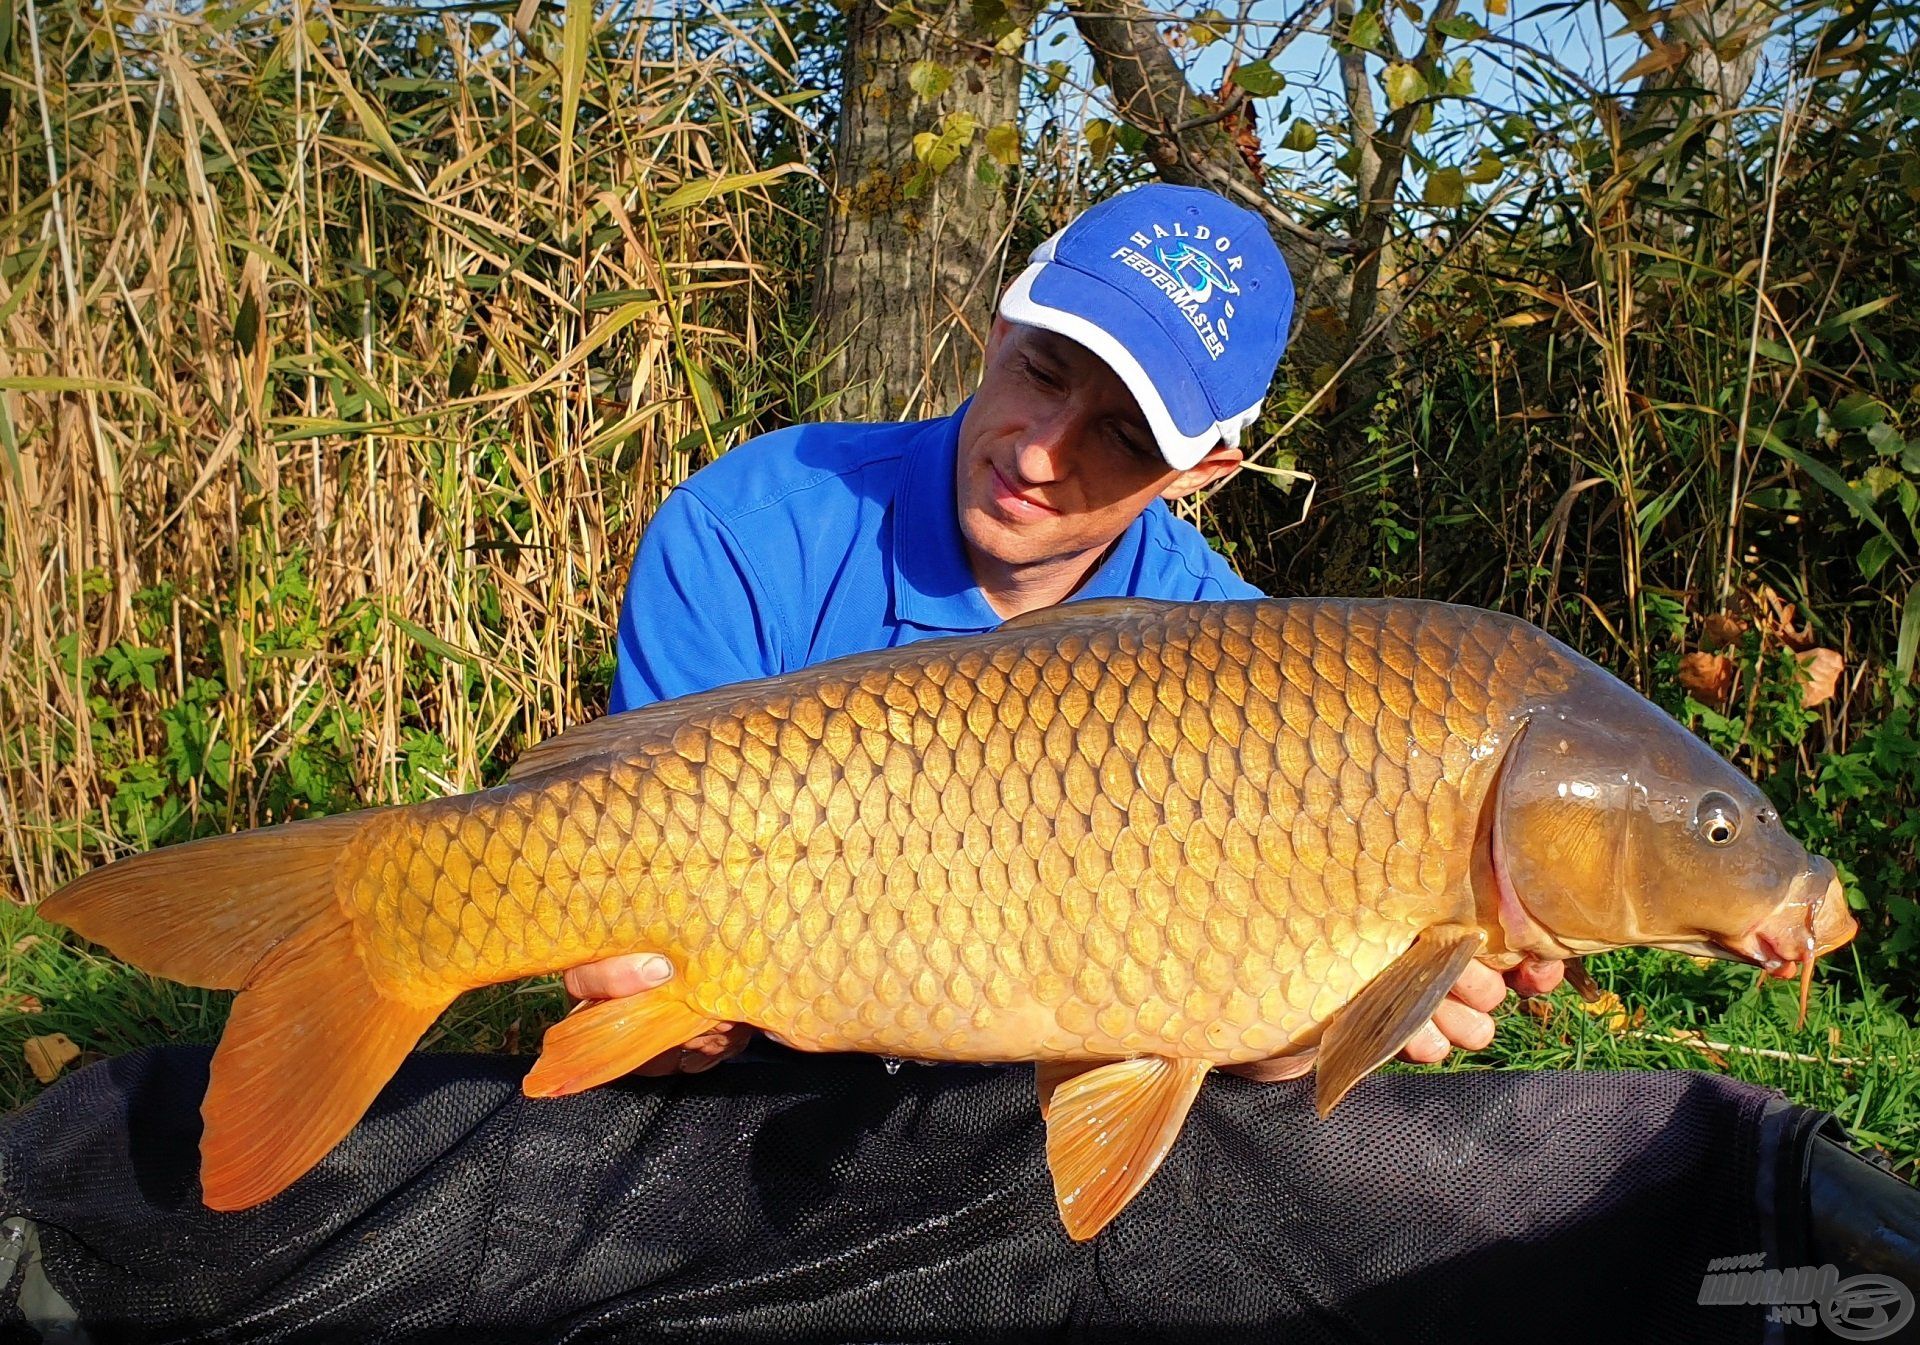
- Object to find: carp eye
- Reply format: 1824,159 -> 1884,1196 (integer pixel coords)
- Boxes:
1695,792 -> 1741,846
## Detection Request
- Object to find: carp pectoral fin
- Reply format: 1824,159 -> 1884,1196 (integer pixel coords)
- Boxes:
1314,922 -> 1487,1119
523,993 -> 719,1097
1043,1055 -> 1212,1242
1563,958 -> 1604,1003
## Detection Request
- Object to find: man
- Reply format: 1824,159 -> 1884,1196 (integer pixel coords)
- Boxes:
560,182 -> 1563,1073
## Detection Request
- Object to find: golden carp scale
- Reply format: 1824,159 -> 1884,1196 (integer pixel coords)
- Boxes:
41,597 -> 1855,1239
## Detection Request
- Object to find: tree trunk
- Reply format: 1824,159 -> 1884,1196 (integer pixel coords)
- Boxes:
813,0 -> 1026,422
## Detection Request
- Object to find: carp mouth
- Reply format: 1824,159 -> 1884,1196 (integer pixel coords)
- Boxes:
1698,871 -> 1858,1030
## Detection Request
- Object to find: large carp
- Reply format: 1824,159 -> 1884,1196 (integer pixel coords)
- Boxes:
43,598 -> 1856,1239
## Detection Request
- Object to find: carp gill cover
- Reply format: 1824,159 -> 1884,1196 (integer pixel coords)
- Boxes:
42,598 -> 1857,1240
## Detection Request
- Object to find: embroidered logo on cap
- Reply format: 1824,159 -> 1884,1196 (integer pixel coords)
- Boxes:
1154,242 -> 1241,305
1105,221 -> 1246,361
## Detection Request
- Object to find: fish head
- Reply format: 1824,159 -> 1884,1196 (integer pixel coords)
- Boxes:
1485,680 -> 1857,996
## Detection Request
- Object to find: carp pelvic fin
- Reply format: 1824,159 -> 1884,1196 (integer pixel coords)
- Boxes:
1314,923 -> 1487,1118
523,991 -> 719,1097
1042,1055 -> 1212,1242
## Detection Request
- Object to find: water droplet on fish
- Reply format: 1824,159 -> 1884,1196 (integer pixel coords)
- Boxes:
882,1057 -> 904,1075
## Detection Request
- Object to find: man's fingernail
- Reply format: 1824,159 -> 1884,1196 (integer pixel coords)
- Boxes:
639,955 -> 673,988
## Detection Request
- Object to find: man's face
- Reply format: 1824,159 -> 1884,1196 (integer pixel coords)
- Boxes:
955,317 -> 1242,572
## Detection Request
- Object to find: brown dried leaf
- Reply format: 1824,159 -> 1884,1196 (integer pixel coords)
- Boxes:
1618,39 -> 1693,82
1520,998 -> 1555,1025
2,993 -> 43,1015
1701,613 -> 1748,650
1797,647 -> 1844,708
1757,585 -> 1815,650
24,1033 -> 80,1084
11,935 -> 40,956
1678,651 -> 1734,702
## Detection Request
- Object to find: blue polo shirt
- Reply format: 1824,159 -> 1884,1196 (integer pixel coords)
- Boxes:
610,398 -> 1263,713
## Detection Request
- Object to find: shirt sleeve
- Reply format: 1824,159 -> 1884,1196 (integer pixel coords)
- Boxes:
609,488 -> 787,713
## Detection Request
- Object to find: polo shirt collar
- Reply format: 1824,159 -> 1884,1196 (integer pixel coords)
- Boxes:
889,397 -> 1154,632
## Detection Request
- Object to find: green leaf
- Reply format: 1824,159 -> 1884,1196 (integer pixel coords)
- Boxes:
1230,59 -> 1287,96
1898,581 -> 1920,682
1187,8 -> 1228,45
1832,392 -> 1888,430
1041,59 -> 1069,97
1813,294 -> 1896,342
1860,533 -> 1897,580
1445,56 -> 1475,96
974,157 -> 1001,187
558,0 -> 592,189
1086,117 -> 1114,166
1282,118 -> 1318,152
985,121 -> 1021,166
1754,428 -> 1907,562
1434,14 -> 1485,38
654,163 -> 813,215
233,291 -> 260,356
1423,166 -> 1465,207
1465,146 -> 1504,182
1348,8 -> 1384,50
1384,62 -> 1427,109
908,60 -> 952,101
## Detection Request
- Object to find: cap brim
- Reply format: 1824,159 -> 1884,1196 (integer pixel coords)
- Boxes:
1000,260 -> 1239,472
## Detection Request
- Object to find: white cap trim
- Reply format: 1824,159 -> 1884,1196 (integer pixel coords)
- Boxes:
998,248 -> 1264,472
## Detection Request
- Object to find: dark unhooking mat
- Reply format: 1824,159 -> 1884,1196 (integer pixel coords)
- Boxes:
0,1048 -> 1819,1343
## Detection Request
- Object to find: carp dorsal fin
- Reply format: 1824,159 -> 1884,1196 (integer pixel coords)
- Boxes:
1314,923 -> 1486,1118
505,698 -> 716,783
506,643 -> 960,783
511,600 -> 1183,782
1043,1054 -> 1213,1241
996,596 -> 1181,633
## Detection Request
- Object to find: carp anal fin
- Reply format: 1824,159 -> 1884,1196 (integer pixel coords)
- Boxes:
996,597 -> 1180,634
1314,922 -> 1486,1118
523,992 -> 719,1097
1043,1055 -> 1212,1242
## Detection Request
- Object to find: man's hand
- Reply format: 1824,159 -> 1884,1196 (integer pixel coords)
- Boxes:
1395,956 -> 1565,1063
561,955 -> 752,1075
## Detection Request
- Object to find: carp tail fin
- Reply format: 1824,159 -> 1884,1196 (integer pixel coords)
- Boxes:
39,813 -> 372,989
41,812 -> 451,1211
199,933 -> 447,1210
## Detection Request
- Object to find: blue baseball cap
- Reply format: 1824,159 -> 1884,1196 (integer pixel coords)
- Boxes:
999,183 -> 1295,471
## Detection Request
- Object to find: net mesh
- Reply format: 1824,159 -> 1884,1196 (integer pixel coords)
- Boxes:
0,1047 -> 1796,1343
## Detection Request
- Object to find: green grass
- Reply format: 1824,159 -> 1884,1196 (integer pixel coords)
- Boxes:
1407,948 -> 1920,1177
7,897 -> 1915,1178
